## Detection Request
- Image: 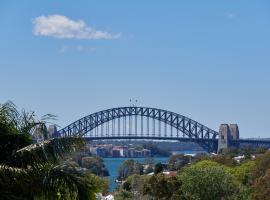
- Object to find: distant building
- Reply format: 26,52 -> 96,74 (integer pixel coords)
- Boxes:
32,124 -> 47,143
142,149 -> 151,157
117,146 -> 128,157
128,148 -> 135,157
134,150 -> 143,157
96,147 -> 107,157
89,147 -> 107,157
111,149 -> 121,157
89,144 -> 152,158
47,125 -> 58,138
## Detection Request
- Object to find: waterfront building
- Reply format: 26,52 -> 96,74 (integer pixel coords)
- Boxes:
142,149 -> 151,157
134,150 -> 143,157
96,147 -> 107,157
111,149 -> 121,157
89,147 -> 108,157
128,148 -> 135,157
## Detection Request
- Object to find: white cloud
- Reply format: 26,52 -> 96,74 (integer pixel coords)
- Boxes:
32,15 -> 121,40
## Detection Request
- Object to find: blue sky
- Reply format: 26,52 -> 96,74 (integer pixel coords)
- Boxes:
0,1 -> 270,138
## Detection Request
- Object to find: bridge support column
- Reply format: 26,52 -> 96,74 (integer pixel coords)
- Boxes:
218,124 -> 239,152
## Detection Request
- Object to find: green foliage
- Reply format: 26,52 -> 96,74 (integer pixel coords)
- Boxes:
114,152 -> 265,200
194,154 -> 237,167
210,155 -> 238,167
0,141 -> 107,200
122,174 -> 150,199
81,156 -> 109,176
154,162 -> 163,174
178,160 -> 240,200
0,101 -> 20,134
229,161 -> 256,185
114,189 -> 133,200
248,151 -> 270,199
117,159 -> 143,180
251,169 -> 270,200
0,101 -> 56,137
143,157 -> 155,174
0,133 -> 31,163
118,173 -> 181,200
220,147 -> 267,159
168,154 -> 191,171
0,101 -> 107,200
251,151 -> 270,180
7,137 -> 85,168
143,174 -> 182,200
191,159 -> 220,168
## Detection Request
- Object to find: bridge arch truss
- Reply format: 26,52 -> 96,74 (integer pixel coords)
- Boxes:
57,107 -> 219,152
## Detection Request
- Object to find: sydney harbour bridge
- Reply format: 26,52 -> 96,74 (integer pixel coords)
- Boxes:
54,106 -> 270,153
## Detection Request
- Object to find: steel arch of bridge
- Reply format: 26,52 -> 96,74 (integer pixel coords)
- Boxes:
57,107 -> 218,141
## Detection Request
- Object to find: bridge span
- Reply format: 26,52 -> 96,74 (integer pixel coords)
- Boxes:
54,106 -> 270,153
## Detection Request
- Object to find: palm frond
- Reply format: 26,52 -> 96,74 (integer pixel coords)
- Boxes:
42,164 -> 105,200
0,163 -> 106,200
0,101 -> 19,124
7,137 -> 85,168
0,133 -> 31,164
17,109 -> 37,134
0,101 -> 20,135
0,165 -> 31,199
0,101 -> 58,138
0,101 -> 106,199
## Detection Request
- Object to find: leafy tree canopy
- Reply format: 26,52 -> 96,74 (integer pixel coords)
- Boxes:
252,169 -> 270,200
168,154 -> 191,171
178,160 -> 240,200
117,159 -> 143,181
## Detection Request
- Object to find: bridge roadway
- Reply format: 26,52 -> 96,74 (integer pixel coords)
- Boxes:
230,139 -> 270,148
83,136 -> 217,142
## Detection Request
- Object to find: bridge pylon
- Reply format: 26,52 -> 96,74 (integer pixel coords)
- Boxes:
218,124 -> 239,152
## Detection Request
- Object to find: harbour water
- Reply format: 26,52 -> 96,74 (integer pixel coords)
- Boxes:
103,157 -> 168,191
103,150 -> 206,191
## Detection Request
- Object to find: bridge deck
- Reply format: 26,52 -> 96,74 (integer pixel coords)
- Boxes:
83,136 -> 218,142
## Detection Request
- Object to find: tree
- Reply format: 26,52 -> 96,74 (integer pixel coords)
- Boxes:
251,169 -> 270,200
154,163 -> 163,174
142,173 -> 182,200
117,159 -> 143,180
220,147 -> 267,160
0,101 -> 32,163
249,152 -> 270,200
194,154 -> 237,167
251,151 -> 270,181
0,101 -> 107,199
229,160 -> 256,185
168,154 -> 191,171
81,156 -> 109,176
114,189 -> 133,200
178,160 -> 240,200
0,136 -> 109,200
121,174 -> 150,199
210,155 -> 238,167
144,157 -> 155,174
